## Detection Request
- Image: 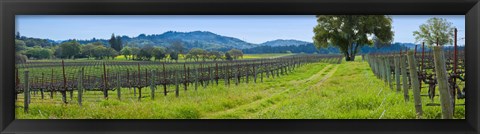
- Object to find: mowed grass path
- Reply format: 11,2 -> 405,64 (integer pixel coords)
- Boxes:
16,59 -> 465,119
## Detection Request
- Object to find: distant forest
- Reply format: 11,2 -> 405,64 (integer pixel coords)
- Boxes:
242,42 -> 464,54
15,31 -> 464,62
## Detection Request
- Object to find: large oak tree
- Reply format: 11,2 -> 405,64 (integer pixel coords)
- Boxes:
313,15 -> 394,61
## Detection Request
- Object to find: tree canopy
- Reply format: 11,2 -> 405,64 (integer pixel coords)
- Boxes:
227,49 -> 243,60
56,40 -> 81,59
109,34 -> 123,52
313,15 -> 394,61
413,17 -> 455,46
187,48 -> 207,61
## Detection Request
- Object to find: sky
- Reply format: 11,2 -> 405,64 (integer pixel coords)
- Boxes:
16,15 -> 465,45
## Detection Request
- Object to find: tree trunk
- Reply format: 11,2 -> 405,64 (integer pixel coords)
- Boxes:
350,53 -> 356,61
345,52 -> 351,61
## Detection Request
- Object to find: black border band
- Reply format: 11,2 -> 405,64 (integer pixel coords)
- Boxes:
1,0 -> 479,134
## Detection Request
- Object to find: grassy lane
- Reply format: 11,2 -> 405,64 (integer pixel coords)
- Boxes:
245,60 -> 465,119
203,64 -> 338,119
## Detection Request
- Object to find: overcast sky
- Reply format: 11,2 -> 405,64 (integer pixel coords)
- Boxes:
16,15 -> 465,45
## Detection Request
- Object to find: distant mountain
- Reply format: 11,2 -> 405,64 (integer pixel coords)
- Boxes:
23,31 -> 431,54
260,39 -> 311,47
66,31 -> 258,51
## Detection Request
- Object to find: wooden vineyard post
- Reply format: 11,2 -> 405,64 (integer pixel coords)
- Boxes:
385,57 -> 393,90
150,70 -> 155,100
41,72 -> 45,99
163,62 -> 167,96
376,57 -> 381,78
407,51 -> 423,119
199,64 -> 204,87
224,64 -> 228,87
260,62 -> 264,82
227,63 -> 231,86
433,46 -> 453,119
394,56 -> 401,93
373,57 -> 379,78
175,68 -> 180,97
78,68 -> 84,106
24,70 -> 29,113
195,66 -> 199,91
184,64 -> 188,91
267,63 -> 271,79
103,62 -> 108,99
204,65 -> 208,87
137,64 -> 142,101
117,73 -> 121,100
127,69 -> 131,93
284,62 -> 288,75
234,65 -> 238,86
133,72 -> 137,97
50,68 -> 54,99
254,64 -> 257,83
370,57 -> 375,77
400,55 -> 410,102
271,63 -> 275,79
215,63 -> 219,85
376,57 -> 381,79
380,57 -> 387,82
246,64 -> 249,84
61,60 -> 67,104
209,66 -> 213,86
276,63 -> 280,77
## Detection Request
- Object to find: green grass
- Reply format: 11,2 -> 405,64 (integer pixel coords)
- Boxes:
15,57 -> 465,119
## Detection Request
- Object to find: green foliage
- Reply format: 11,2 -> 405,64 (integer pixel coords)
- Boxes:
208,51 -> 223,61
227,49 -> 243,60
108,47 -> 119,59
170,51 -> 179,62
115,36 -> 123,51
151,47 -> 167,61
187,48 -> 207,61
15,40 -> 27,52
225,52 -> 233,61
129,47 -> 141,60
92,45 -> 109,60
313,15 -> 394,61
55,40 -> 81,59
120,47 -> 132,60
81,43 -> 97,59
21,37 -> 56,47
413,17 -> 455,46
138,45 -> 154,61
25,46 -> 53,59
109,34 -> 116,50
170,40 -> 185,54
108,34 -> 124,52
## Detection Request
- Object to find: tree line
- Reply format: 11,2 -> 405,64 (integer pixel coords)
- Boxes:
15,33 -> 244,62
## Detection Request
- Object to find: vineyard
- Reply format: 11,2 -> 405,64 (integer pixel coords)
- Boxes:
14,46 -> 466,119
15,54 -> 343,112
365,44 -> 465,119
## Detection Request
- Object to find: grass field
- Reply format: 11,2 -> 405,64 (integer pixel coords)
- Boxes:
15,56 -> 465,119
